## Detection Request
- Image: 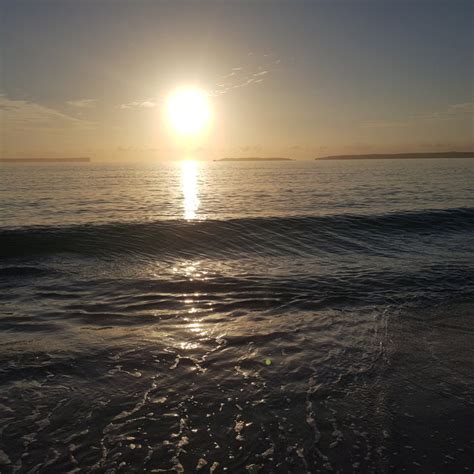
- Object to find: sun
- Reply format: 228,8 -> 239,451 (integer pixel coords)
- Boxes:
166,87 -> 211,136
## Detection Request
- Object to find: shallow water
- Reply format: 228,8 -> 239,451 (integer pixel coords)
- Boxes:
1,159 -> 473,472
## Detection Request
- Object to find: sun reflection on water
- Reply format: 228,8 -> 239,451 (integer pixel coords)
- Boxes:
181,160 -> 199,220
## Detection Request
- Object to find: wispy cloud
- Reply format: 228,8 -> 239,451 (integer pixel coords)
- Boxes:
66,99 -> 97,108
1,95 -> 93,131
119,53 -> 281,109
209,54 -> 279,97
120,99 -> 161,109
363,101 -> 474,129
449,102 -> 474,112
362,119 -> 411,129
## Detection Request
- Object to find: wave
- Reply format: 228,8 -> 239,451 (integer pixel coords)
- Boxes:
1,207 -> 473,259
1,264 -> 473,327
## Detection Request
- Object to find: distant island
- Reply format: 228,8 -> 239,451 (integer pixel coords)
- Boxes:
0,157 -> 91,163
216,157 -> 293,162
315,152 -> 474,161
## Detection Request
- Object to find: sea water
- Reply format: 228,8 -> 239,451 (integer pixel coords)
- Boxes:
0,159 -> 473,472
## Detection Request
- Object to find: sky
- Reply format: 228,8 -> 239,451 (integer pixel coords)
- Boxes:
1,0 -> 473,161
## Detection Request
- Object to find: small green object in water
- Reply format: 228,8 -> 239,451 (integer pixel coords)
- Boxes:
264,358 -> 272,366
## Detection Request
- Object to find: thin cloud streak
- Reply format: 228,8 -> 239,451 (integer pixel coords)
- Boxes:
209,54 -> 279,97
66,99 -> 97,108
363,101 -> 474,129
1,95 -> 93,131
119,54 -> 280,108
120,100 -> 160,109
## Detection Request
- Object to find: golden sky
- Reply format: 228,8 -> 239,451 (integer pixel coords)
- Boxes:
1,0 -> 472,161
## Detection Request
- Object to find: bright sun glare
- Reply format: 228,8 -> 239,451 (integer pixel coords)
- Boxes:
166,87 -> 211,136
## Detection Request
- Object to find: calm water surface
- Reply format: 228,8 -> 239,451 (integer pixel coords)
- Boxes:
0,159 -> 473,472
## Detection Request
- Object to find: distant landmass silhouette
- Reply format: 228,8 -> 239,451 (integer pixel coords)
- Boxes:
0,157 -> 91,163
216,157 -> 293,162
315,152 -> 474,160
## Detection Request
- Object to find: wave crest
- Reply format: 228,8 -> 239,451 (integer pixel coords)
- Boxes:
1,207 -> 473,258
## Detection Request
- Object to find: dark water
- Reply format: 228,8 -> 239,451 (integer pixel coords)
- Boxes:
1,160 -> 473,473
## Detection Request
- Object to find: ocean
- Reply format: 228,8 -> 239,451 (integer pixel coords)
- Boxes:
0,159 -> 473,473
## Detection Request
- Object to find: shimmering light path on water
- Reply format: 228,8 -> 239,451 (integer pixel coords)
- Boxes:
1,159 -> 473,227
0,159 -> 473,472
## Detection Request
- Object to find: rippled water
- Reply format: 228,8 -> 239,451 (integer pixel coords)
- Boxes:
0,159 -> 473,472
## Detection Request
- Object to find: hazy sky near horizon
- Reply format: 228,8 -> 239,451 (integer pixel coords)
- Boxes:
1,0 -> 473,161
